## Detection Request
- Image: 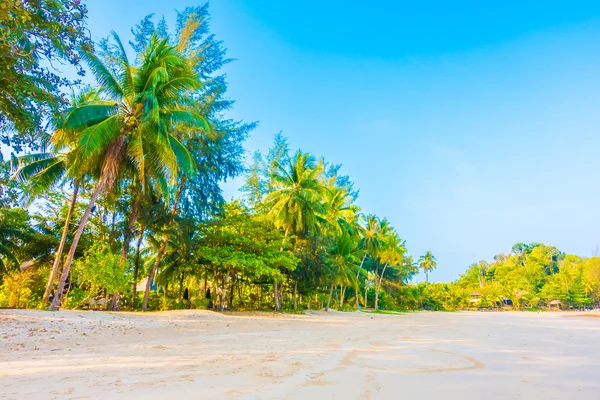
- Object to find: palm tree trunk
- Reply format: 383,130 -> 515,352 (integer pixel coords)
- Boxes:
274,229 -> 289,312
120,194 -> 139,263
179,272 -> 185,299
355,254 -> 366,310
340,285 -> 346,308
228,277 -> 234,310
365,279 -> 368,309
374,263 -> 389,310
131,225 -> 144,309
49,181 -> 104,311
142,231 -> 169,311
293,280 -> 298,310
141,180 -> 185,311
42,180 -> 79,306
108,195 -> 139,312
50,134 -> 126,311
273,281 -> 280,311
326,283 -> 334,311
109,207 -> 118,251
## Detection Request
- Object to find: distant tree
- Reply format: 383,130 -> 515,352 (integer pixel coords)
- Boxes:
263,150 -> 325,310
419,251 -> 437,283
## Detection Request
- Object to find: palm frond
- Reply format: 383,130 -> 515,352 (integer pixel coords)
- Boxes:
0,242 -> 19,269
62,102 -> 119,132
127,126 -> 146,186
78,115 -> 121,159
167,134 -> 195,176
110,31 -> 135,96
23,159 -> 68,203
163,109 -> 211,132
78,48 -> 124,99
12,153 -> 59,182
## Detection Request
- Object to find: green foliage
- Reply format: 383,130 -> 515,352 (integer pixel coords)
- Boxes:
0,0 -> 91,151
5,4 -> 599,316
0,154 -> 23,207
199,201 -> 299,283
418,251 -> 437,282
72,243 -> 129,297
0,206 -> 56,271
0,269 -> 34,308
452,243 -> 599,309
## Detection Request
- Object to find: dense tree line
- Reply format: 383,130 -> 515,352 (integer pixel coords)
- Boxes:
0,4 -> 425,312
1,3 -> 598,313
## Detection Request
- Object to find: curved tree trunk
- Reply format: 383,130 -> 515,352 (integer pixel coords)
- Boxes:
326,283 -> 334,311
142,234 -> 169,311
141,180 -> 185,311
131,225 -> 145,309
49,181 -> 104,311
50,135 -> 125,311
107,196 -> 139,312
374,263 -> 388,310
355,254 -> 366,310
42,180 -> 79,306
120,194 -> 139,263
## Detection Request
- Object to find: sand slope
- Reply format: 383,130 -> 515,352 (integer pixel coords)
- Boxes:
1,310 -> 599,399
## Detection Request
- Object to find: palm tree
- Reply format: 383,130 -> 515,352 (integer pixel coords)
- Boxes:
321,185 -> 354,236
355,214 -> 383,309
265,150 -> 325,237
263,150 -> 325,310
419,251 -> 437,283
49,33 -> 208,310
154,219 -> 196,300
12,89 -> 104,306
326,231 -> 360,311
401,254 -> 419,282
374,230 -> 406,309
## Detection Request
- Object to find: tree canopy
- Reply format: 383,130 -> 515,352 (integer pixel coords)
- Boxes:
0,0 -> 91,151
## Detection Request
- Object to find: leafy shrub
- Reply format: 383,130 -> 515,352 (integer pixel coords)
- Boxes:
71,243 -> 130,301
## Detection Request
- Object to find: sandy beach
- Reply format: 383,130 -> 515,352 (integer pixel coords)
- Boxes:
1,310 -> 599,399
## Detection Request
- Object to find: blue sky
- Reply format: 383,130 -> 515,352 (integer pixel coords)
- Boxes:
54,1 -> 600,280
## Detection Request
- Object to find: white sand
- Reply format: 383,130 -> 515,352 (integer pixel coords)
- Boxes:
1,309 -> 599,399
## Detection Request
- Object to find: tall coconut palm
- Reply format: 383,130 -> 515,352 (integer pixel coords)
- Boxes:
401,254 -> 419,282
321,185 -> 354,236
263,150 -> 325,310
265,150 -> 325,236
326,231 -> 360,311
419,251 -> 437,283
12,89 -> 105,305
354,214 -> 382,309
49,33 -> 208,310
374,230 -> 406,309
